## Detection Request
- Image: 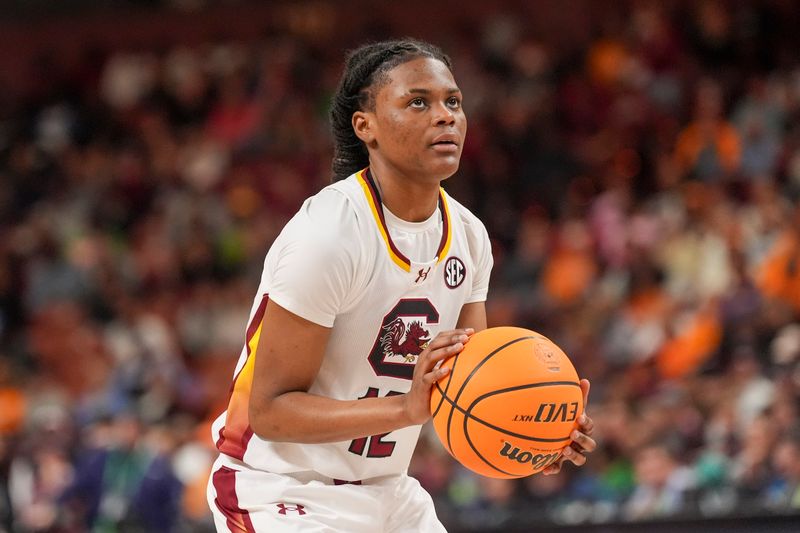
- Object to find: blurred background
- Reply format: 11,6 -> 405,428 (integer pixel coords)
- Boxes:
1,0 -> 800,531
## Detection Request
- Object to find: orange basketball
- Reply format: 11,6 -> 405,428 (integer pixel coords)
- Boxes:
430,326 -> 583,479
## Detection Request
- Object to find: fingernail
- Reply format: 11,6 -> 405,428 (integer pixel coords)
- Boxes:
579,415 -> 587,424
459,334 -> 468,342
562,447 -> 572,456
572,431 -> 580,440
465,328 -> 475,334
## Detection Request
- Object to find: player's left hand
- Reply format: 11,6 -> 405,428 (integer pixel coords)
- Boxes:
542,378 -> 595,475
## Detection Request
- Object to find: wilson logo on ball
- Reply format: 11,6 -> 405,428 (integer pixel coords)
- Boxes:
498,441 -> 560,470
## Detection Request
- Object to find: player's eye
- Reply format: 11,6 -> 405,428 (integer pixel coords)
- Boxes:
447,96 -> 461,109
409,98 -> 426,108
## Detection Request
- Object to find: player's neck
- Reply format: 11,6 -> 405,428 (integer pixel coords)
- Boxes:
369,163 -> 441,223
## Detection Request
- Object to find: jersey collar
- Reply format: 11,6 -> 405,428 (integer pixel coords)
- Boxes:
356,168 -> 452,273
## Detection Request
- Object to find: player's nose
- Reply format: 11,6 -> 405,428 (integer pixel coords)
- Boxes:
432,102 -> 456,126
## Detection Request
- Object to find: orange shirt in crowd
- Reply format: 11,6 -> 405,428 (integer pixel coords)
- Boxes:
674,121 -> 741,176
756,230 -> 800,313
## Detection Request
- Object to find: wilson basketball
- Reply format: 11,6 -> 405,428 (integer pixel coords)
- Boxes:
430,326 -> 583,479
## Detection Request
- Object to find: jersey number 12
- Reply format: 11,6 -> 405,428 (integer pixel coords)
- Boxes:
348,387 -> 402,458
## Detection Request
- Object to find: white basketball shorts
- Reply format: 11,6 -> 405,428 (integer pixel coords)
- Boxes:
207,455 -> 447,532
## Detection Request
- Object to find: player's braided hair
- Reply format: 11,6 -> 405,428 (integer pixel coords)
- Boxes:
329,39 -> 452,181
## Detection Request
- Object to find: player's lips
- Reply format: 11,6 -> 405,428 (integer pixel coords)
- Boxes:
430,133 -> 460,153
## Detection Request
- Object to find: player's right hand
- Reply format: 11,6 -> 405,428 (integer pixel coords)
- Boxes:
402,328 -> 474,426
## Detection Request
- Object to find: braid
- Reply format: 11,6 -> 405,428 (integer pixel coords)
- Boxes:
329,38 -> 452,181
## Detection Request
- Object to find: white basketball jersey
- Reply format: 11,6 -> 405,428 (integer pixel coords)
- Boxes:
212,168 -> 493,481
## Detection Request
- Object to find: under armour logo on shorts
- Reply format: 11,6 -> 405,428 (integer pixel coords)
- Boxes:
276,503 -> 307,515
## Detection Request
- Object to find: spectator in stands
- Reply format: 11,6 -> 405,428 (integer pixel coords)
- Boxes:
766,428 -> 800,509
59,412 -> 182,532
623,442 -> 695,520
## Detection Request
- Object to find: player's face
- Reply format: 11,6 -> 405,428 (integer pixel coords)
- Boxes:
369,57 -> 466,182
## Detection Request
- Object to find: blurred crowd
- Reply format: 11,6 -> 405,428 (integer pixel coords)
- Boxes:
1,1 -> 800,531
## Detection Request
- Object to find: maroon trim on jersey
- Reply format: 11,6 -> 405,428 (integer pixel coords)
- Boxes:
364,168 -> 448,263
436,192 -> 449,260
214,429 -> 225,452
215,294 -> 269,459
230,426 -> 254,459
333,479 -> 363,485
212,466 -> 256,533
364,169 -> 410,266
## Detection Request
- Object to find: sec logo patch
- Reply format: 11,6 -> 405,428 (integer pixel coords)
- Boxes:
444,256 -> 466,289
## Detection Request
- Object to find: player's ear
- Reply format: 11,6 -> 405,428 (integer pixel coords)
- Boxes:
352,111 -> 376,145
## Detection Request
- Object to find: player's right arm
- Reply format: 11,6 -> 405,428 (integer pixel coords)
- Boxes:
248,299 -> 471,443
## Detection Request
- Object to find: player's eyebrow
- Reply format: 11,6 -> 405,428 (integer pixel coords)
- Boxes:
406,87 -> 461,95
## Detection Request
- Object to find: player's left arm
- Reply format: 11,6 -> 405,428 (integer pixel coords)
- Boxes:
456,301 -> 487,332
542,378 -> 596,475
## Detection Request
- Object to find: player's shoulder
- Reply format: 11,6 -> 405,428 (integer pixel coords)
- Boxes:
442,189 -> 492,271
270,173 -> 375,265
291,175 -> 364,236
266,178 -> 359,271
442,189 -> 488,235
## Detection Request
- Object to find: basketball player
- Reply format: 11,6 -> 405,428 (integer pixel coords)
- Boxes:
207,39 -> 596,532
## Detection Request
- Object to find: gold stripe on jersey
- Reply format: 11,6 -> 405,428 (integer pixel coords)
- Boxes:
356,168 -> 452,273
216,295 -> 268,459
436,188 -> 452,263
357,169 -> 410,272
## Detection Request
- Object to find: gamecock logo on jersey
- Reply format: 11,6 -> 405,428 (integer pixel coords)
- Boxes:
368,299 -> 439,379
380,318 -> 430,362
